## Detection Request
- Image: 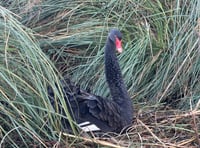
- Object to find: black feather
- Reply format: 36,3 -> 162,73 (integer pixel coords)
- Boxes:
48,29 -> 133,134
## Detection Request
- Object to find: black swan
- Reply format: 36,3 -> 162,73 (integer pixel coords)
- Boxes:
48,29 -> 133,133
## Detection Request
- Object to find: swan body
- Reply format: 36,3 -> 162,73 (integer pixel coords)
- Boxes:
48,29 -> 133,133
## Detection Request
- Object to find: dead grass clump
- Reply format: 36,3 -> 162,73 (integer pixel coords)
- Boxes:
61,107 -> 200,148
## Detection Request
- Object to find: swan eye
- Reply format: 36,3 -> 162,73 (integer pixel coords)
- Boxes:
115,37 -> 123,53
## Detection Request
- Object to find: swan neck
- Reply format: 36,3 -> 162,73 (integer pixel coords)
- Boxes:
104,38 -> 129,103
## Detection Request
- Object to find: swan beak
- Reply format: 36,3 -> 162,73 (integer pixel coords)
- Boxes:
115,37 -> 123,53
117,47 -> 123,53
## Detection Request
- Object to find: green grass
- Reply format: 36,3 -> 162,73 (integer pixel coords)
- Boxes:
0,5 -> 77,147
0,0 -> 200,147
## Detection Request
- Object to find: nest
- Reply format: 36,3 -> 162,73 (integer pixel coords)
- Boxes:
58,107 -> 200,148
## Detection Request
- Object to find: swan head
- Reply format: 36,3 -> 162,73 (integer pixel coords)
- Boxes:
108,29 -> 123,53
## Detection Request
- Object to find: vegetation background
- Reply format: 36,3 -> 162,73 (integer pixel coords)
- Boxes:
0,0 -> 200,147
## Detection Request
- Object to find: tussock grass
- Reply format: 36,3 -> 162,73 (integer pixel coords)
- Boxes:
0,0 -> 200,147
0,5 -> 77,147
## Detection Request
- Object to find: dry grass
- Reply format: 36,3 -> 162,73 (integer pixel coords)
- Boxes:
37,106 -> 200,147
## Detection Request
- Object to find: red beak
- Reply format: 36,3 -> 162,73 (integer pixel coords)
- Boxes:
115,37 -> 123,53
